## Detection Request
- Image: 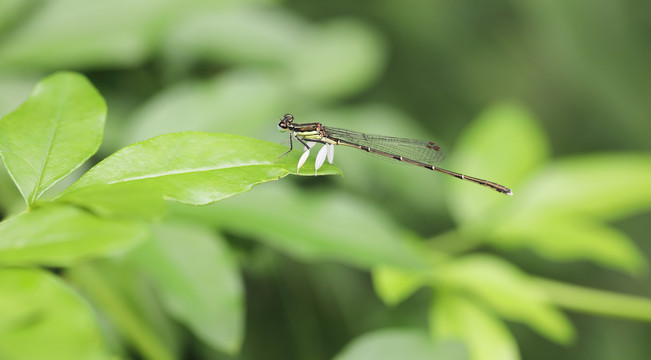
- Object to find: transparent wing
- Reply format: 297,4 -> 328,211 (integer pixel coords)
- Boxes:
323,126 -> 445,165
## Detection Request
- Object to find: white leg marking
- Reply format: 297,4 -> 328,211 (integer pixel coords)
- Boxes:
297,149 -> 310,173
315,145 -> 328,175
326,143 -> 334,164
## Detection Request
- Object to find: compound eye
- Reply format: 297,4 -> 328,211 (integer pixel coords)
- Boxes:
283,114 -> 294,122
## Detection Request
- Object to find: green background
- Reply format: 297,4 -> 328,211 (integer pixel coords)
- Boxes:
0,0 -> 650,359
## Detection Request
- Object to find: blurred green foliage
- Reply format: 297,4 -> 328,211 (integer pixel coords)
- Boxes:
0,1 -> 650,360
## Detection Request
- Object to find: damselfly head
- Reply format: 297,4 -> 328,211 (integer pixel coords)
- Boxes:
278,113 -> 294,130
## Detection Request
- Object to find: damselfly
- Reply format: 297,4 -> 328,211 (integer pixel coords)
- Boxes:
277,114 -> 513,195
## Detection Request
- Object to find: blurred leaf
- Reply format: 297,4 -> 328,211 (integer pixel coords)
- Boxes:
332,328 -> 467,360
67,260 -> 178,360
375,255 -> 574,344
493,215 -> 646,274
513,154 -> 651,221
0,204 -> 147,266
171,182 -> 434,270
289,19 -> 386,101
0,268 -> 110,360
537,278 -> 651,322
0,0 -> 178,70
0,165 -> 22,216
128,222 -> 243,354
0,74 -> 40,119
0,72 -> 106,205
55,182 -> 168,220
162,7 -> 306,67
430,291 -> 519,360
448,102 -> 548,225
441,103 -> 649,274
434,255 -> 574,344
0,75 -> 40,214
124,70 -> 287,145
162,9 -> 385,102
63,132 -> 339,206
0,0 -> 38,34
488,153 -> 651,273
372,266 -> 430,306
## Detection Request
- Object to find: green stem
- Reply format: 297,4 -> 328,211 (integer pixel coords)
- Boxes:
537,278 -> 651,321
70,264 -> 175,360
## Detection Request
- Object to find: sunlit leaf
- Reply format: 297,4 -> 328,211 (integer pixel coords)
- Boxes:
464,154 -> 651,273
448,102 -> 548,225
0,72 -> 105,205
513,154 -> 651,221
171,182 -> 433,270
372,266 -> 431,306
430,291 -> 519,360
0,204 -> 147,266
434,255 -> 574,344
536,278 -> 651,322
333,328 -> 466,360
128,222 -> 244,354
492,215 -> 646,274
63,132 -> 340,206
0,268 -> 110,360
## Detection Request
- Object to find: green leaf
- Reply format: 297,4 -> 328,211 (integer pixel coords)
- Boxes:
487,154 -> 651,273
162,10 -> 385,102
128,222 -> 243,354
0,74 -> 39,121
124,70 -> 287,145
430,291 -> 519,360
0,268 -> 110,360
289,19 -> 386,101
0,0 -> 174,70
375,256 -> 575,344
56,182 -> 168,220
0,0 -> 37,35
372,266 -> 431,306
448,102 -> 548,225
514,154 -> 651,221
332,328 -> 467,360
171,182 -> 433,270
493,215 -> 646,274
63,132 -> 339,206
161,8 -> 306,67
537,278 -> 651,322
0,165 -> 23,215
433,255 -> 574,344
67,260 -> 178,360
0,204 -> 147,266
0,72 -> 106,205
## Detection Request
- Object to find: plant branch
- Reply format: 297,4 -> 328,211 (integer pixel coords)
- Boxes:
537,278 -> 651,321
